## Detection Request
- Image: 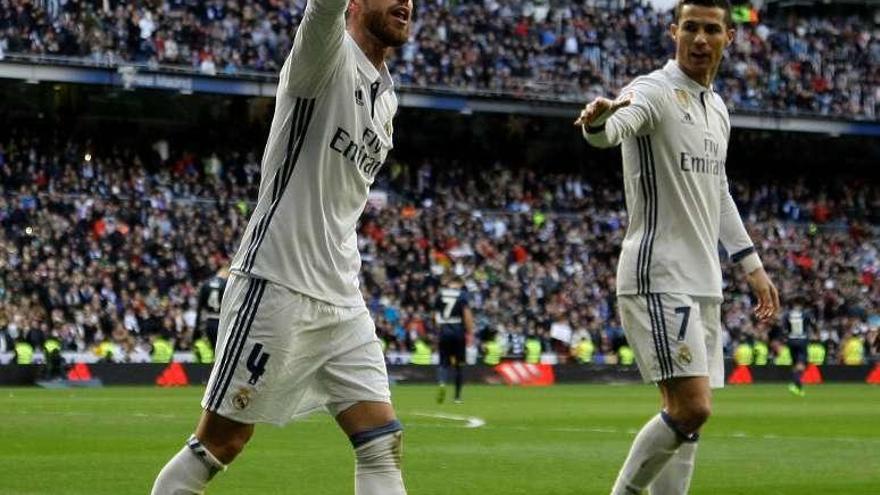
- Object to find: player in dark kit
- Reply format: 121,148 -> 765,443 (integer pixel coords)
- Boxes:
783,296 -> 811,396
434,276 -> 475,404
195,267 -> 229,348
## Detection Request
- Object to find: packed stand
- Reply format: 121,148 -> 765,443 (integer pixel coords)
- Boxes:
1,1 -> 878,119
0,135 -> 878,365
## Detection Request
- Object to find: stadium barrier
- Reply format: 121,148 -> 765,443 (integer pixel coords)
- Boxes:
1,362 -> 877,386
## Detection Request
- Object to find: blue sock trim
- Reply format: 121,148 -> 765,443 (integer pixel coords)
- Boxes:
660,410 -> 700,443
349,420 -> 403,448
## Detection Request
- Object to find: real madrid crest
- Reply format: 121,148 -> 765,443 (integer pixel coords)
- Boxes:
674,89 -> 690,109
677,344 -> 693,365
384,119 -> 393,136
233,387 -> 252,410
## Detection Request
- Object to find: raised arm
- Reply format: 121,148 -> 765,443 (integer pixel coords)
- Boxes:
576,78 -> 666,148
719,173 -> 780,321
281,0 -> 350,95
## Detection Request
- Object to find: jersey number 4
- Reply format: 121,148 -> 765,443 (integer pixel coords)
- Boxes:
246,343 -> 270,385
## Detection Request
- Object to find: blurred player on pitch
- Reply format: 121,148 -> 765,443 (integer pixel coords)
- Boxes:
151,0 -> 413,492
576,1 -> 780,493
434,274 -> 475,404
195,266 -> 228,349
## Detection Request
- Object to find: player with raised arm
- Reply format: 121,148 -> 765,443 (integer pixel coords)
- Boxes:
150,0 -> 412,492
576,1 -> 780,493
434,275 -> 475,404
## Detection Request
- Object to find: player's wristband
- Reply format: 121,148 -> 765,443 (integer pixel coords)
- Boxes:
739,252 -> 763,274
585,122 -> 606,134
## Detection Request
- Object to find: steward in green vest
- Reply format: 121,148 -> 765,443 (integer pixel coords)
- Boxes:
734,342 -> 754,366
192,332 -> 214,364
15,340 -> 34,364
618,345 -> 635,366
151,336 -> 174,364
573,338 -> 594,364
753,340 -> 769,365
411,339 -> 432,365
525,337 -> 542,364
774,344 -> 793,366
807,341 -> 826,365
483,339 -> 502,366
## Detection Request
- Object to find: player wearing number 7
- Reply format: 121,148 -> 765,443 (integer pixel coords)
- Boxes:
433,274 -> 475,404
576,1 -> 780,493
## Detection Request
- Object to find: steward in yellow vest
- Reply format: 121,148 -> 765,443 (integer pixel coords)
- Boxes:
15,340 -> 34,364
618,345 -> 635,366
734,342 -> 754,366
43,337 -> 64,379
842,335 -> 864,365
753,340 -> 769,365
525,337 -> 542,364
483,339 -> 502,366
151,336 -> 174,364
96,339 -> 115,362
193,332 -> 214,364
573,338 -> 594,364
774,344 -> 793,366
807,341 -> 826,365
411,339 -> 432,365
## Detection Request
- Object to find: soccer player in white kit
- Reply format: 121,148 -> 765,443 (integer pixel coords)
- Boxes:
576,1 -> 780,493
150,0 -> 412,493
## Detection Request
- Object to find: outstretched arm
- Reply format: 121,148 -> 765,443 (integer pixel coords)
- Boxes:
576,79 -> 665,148
281,0 -> 350,94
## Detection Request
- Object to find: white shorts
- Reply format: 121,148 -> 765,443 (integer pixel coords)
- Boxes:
201,274 -> 391,425
618,293 -> 724,389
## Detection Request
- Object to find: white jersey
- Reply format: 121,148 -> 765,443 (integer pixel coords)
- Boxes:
230,0 -> 397,308
585,60 -> 761,300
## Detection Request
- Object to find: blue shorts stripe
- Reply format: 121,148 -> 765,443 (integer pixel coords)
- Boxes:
654,294 -> 675,378
212,279 -> 268,411
206,278 -> 261,411
646,294 -> 669,380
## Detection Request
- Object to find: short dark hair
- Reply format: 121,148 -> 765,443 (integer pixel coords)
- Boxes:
675,0 -> 733,28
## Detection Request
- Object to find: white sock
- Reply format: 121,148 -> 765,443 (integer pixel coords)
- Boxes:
648,441 -> 698,495
610,414 -> 682,495
151,435 -> 226,495
354,431 -> 407,495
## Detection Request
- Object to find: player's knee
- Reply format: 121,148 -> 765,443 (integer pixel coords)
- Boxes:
674,401 -> 711,432
350,420 -> 404,473
683,402 -> 711,429
201,438 -> 246,464
198,427 -> 253,464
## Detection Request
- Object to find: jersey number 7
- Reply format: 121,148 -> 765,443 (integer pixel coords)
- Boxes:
674,306 -> 691,341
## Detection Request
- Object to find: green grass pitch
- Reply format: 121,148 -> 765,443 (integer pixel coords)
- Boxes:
2,383 -> 878,494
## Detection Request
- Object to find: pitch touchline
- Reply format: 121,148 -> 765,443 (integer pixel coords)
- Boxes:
410,412 -> 487,428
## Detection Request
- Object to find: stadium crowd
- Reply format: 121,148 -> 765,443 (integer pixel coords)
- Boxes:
0,134 -> 877,366
0,0 -> 877,119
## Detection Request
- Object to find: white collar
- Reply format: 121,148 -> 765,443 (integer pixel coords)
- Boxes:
664,60 -> 713,95
347,33 -> 394,97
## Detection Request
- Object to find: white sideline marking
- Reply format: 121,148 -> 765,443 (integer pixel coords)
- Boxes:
411,412 -> 486,428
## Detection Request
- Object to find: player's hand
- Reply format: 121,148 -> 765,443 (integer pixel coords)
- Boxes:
746,267 -> 780,322
573,93 -> 633,127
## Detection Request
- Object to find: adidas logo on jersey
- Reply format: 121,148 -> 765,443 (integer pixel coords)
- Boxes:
681,112 -> 695,125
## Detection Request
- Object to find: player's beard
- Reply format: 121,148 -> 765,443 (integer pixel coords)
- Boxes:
363,8 -> 409,48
